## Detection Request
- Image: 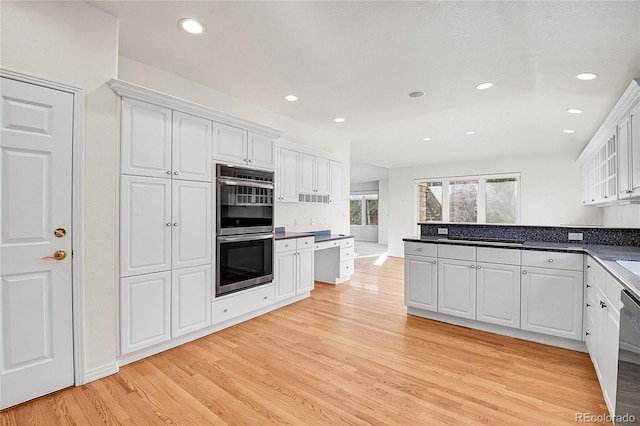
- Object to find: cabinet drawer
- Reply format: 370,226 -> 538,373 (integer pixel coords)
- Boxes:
476,247 -> 520,265
404,242 -> 437,257
339,259 -> 354,278
340,247 -> 354,262
437,244 -> 475,261
212,284 -> 274,324
315,240 -> 341,251
297,237 -> 315,250
521,250 -> 583,271
275,239 -> 297,253
340,238 -> 354,248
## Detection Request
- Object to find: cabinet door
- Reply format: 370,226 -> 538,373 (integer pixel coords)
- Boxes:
329,161 -> 344,204
248,133 -> 275,170
476,263 -> 521,328
602,307 -> 620,413
120,271 -> 171,355
618,115 -> 631,198
315,157 -> 330,195
277,148 -> 298,202
171,181 -> 212,269
297,249 -> 315,294
521,267 -> 583,340
121,98 -> 172,178
630,101 -> 640,195
172,265 -> 211,338
275,251 -> 296,302
172,111 -> 212,182
298,153 -> 315,194
212,122 -> 247,165
404,255 -> 437,312
121,176 -> 172,277
437,258 -> 476,319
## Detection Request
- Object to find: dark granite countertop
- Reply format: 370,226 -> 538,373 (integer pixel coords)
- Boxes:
403,236 -> 640,300
274,231 -> 314,241
274,228 -> 354,242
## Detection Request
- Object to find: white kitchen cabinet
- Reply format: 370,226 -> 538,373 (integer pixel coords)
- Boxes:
274,237 -> 315,302
171,180 -> 212,269
121,176 -> 212,277
521,266 -> 583,340
121,98 -> 172,179
121,99 -> 213,181
299,153 -> 330,201
618,100 -> 640,199
476,262 -> 521,328
315,237 -> 355,284
120,176 -> 172,277
584,258 -> 623,416
329,160 -> 344,204
405,255 -> 438,312
172,111 -> 212,182
438,257 -> 476,320
171,265 -> 212,338
120,271 -> 172,355
275,148 -> 299,202
212,122 -> 274,169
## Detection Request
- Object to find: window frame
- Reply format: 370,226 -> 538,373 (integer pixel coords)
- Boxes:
350,191 -> 379,226
414,172 -> 521,225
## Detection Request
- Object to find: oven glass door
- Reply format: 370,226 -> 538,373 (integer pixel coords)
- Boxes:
217,233 -> 274,296
217,179 -> 274,235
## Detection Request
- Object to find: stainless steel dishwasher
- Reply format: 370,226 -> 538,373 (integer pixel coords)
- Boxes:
615,290 -> 640,424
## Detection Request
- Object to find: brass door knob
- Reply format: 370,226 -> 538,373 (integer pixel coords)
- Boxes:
54,228 -> 67,237
42,250 -> 67,261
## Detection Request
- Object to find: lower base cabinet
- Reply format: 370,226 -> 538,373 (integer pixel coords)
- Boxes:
275,236 -> 315,302
438,258 -> 476,320
211,284 -> 275,324
120,265 -> 211,355
476,262 -> 521,328
404,255 -> 438,312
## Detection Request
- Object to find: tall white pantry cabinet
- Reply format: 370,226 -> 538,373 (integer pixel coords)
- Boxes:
119,97 -> 212,355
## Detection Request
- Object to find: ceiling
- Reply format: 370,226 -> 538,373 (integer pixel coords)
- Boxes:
90,1 -> 640,169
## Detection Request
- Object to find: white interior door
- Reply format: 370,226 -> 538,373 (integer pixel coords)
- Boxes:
0,77 -> 74,409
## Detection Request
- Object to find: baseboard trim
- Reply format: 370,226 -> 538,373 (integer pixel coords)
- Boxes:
83,362 -> 119,384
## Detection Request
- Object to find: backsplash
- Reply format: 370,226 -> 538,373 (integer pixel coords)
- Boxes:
419,224 -> 640,247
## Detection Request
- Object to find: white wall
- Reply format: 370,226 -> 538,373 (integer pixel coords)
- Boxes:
387,154 -> 604,257
603,204 -> 640,228
118,58 -> 351,235
1,2 -> 120,373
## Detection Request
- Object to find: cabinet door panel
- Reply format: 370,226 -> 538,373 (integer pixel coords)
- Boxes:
248,133 -> 274,170
172,265 -> 212,338
521,267 -> 583,340
212,122 -> 247,165
121,98 -> 172,178
437,258 -> 476,319
476,263 -> 520,328
120,272 -> 171,355
297,249 -> 315,293
172,112 -> 212,182
172,181 -> 212,269
121,176 -> 171,276
315,157 -> 330,195
298,153 -> 315,194
329,161 -> 344,204
277,149 -> 298,202
630,101 -> 640,193
404,255 -> 437,312
275,252 -> 296,302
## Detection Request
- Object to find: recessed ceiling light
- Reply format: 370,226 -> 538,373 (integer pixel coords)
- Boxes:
563,129 -> 576,134
179,18 -> 205,34
334,117 -> 345,123
576,73 -> 598,81
476,82 -> 494,90
423,137 -> 431,141
284,95 -> 298,102
466,131 -> 476,135
567,108 -> 583,114
409,91 -> 425,98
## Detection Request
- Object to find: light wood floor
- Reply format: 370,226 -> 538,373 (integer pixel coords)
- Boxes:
1,256 -> 609,425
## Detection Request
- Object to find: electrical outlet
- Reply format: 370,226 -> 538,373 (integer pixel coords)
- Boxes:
310,218 -> 315,225
438,228 -> 448,235
568,232 -> 583,241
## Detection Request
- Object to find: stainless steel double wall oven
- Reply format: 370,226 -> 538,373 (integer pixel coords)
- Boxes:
215,164 -> 274,296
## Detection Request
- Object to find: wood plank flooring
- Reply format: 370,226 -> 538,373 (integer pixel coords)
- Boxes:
1,255 -> 609,425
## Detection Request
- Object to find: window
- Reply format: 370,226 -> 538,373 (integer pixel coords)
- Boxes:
417,174 -> 520,224
350,193 -> 378,225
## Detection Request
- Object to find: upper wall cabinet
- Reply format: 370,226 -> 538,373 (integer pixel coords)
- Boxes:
329,160 -> 344,204
299,153 -> 330,202
276,148 -> 299,202
212,122 -> 275,170
121,98 -> 212,182
578,79 -> 640,205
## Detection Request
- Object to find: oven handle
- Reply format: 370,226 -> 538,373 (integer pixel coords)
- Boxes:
218,179 -> 274,190
218,233 -> 274,243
